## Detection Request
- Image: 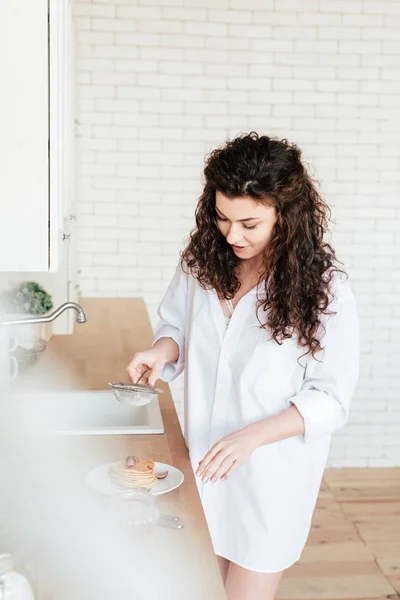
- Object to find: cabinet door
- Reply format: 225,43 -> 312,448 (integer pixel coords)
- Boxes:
49,0 -> 74,272
0,0 -> 73,273
0,0 -> 49,271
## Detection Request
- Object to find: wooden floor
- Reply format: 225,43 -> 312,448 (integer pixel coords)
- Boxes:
278,468 -> 400,600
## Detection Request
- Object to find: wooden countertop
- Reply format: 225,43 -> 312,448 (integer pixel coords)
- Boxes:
10,298 -> 226,600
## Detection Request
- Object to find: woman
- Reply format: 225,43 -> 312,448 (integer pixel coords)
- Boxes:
127,132 -> 359,600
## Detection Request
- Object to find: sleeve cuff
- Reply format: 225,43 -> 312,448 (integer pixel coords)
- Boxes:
152,326 -> 185,383
289,386 -> 348,443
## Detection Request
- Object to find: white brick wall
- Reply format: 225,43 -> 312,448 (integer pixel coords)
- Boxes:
73,0 -> 400,467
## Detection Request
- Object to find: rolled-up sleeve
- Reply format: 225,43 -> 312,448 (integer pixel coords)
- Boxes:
152,258 -> 188,383
289,286 -> 359,443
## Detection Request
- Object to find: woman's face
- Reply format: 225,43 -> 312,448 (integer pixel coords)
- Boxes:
215,191 -> 277,262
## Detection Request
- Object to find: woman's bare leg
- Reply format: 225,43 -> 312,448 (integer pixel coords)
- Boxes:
225,561 -> 284,600
216,555 -> 230,586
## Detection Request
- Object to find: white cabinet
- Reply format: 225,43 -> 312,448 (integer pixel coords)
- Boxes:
0,0 -> 74,272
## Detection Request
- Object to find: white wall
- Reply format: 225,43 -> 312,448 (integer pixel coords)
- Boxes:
72,0 -> 400,467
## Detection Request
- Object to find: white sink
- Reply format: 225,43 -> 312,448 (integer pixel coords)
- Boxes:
8,390 -> 165,435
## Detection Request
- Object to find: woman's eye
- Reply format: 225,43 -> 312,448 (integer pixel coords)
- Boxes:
216,214 -> 257,230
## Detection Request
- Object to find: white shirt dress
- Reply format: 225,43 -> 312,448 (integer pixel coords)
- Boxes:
152,259 -> 359,573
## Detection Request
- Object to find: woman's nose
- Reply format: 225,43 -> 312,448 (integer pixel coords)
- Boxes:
226,224 -> 244,245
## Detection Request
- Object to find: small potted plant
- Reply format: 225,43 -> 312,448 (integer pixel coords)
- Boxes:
0,282 -> 54,349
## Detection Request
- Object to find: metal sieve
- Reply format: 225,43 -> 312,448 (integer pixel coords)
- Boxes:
108,371 -> 163,407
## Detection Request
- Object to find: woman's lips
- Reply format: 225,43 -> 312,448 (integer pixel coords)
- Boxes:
232,244 -> 249,252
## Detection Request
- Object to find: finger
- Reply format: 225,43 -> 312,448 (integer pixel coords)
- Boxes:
210,456 -> 236,482
196,442 -> 223,475
127,354 -> 150,381
202,456 -> 225,483
127,354 -> 139,367
148,363 -> 162,387
127,369 -> 139,383
127,367 -> 139,383
196,454 -> 213,478
221,460 -> 238,481
127,362 -> 145,383
200,451 -> 231,482
196,445 -> 221,477
127,355 -> 140,372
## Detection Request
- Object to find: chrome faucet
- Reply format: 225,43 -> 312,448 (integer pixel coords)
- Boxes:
0,302 -> 87,326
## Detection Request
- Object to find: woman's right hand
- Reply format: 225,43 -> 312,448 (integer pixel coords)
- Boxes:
126,349 -> 166,387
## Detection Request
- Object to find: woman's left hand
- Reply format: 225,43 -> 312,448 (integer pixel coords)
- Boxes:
195,426 -> 259,483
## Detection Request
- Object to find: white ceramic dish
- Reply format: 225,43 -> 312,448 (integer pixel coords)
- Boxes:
85,461 -> 184,497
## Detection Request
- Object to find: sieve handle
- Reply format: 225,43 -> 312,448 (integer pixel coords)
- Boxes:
136,369 -> 149,384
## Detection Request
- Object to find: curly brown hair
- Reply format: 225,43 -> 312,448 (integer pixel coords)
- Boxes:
181,131 -> 346,359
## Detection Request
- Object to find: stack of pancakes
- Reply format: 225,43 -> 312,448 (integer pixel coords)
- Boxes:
109,457 -> 157,491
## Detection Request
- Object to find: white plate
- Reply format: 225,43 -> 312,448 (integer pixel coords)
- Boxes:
85,461 -> 184,496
